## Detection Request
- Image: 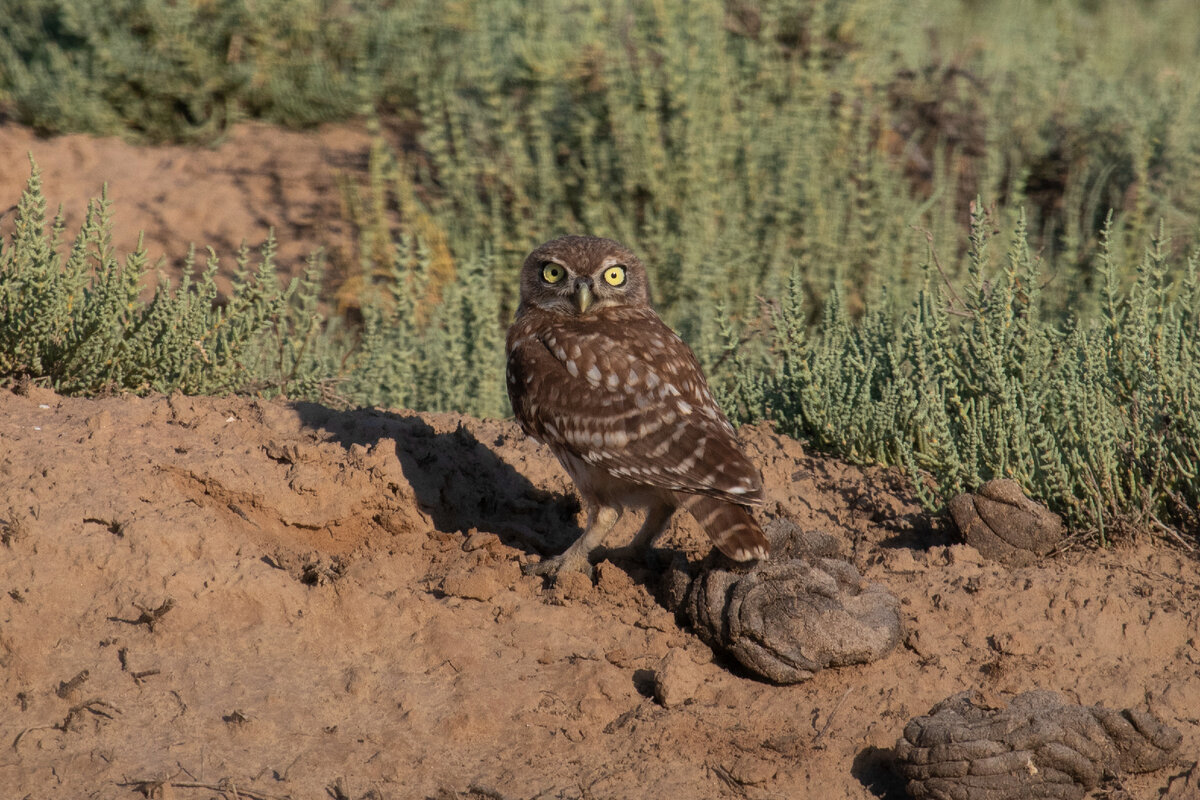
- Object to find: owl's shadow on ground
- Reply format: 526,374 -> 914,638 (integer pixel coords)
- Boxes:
292,403 -> 690,590
292,402 -> 587,557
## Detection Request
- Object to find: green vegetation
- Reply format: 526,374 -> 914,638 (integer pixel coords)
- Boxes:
720,208 -> 1200,540
0,166 -> 289,396
3,0 -> 1200,542
0,163 -> 507,416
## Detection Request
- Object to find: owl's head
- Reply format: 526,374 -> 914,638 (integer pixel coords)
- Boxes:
517,236 -> 652,316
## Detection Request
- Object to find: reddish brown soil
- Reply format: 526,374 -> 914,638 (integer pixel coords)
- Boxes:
1,387 -> 1197,799
0,122 -> 373,295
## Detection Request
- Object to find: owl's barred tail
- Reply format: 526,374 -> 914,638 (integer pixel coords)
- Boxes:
679,494 -> 769,562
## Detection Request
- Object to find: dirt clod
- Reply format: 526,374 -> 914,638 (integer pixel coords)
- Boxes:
549,569 -> 594,603
895,691 -> 1183,799
440,567 -> 502,602
675,520 -> 902,684
949,479 -> 1064,565
652,649 -> 704,708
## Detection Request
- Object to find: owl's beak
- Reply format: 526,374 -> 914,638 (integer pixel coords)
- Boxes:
573,282 -> 594,313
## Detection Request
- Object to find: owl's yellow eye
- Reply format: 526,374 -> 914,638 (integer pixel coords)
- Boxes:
603,265 -> 626,286
541,263 -> 565,283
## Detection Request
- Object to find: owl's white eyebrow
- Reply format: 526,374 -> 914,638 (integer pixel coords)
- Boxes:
599,256 -> 627,268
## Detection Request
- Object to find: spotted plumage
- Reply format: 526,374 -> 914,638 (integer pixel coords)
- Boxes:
506,235 -> 769,579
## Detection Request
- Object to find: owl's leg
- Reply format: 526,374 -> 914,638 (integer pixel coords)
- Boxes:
618,501 -> 675,571
525,505 -> 621,581
628,503 -> 676,554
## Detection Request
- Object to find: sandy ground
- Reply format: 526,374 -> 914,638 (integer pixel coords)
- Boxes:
0,122 -> 372,295
1,387 -> 1197,799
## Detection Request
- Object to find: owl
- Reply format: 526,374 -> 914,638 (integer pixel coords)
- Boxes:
505,235 -> 769,581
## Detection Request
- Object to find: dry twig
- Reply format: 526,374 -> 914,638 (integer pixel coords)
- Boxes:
109,598 -> 176,631
911,224 -> 972,316
812,687 -> 854,746
120,778 -> 288,800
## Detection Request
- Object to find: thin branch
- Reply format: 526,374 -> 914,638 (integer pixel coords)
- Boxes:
1151,517 -> 1196,552
812,687 -> 854,746
108,598 -> 175,631
912,224 -> 970,313
118,778 -> 288,800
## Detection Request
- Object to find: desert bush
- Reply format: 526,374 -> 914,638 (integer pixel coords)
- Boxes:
327,0 -> 1200,364
720,205 -> 1200,541
6,166 -> 1198,544
329,235 -> 507,418
0,0 -> 397,140
0,164 -> 291,395
0,165 -> 506,416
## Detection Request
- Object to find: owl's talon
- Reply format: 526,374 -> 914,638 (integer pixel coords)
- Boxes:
523,553 -> 594,583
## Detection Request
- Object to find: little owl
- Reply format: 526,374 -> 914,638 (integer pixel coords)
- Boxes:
505,235 -> 769,580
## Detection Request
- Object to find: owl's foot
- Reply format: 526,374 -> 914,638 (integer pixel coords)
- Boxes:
524,506 -> 620,585
523,552 -> 594,583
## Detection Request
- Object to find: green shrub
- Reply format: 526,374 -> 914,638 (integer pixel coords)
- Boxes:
335,235 -> 507,418
5,0 -> 1200,270
0,0 -> 421,140
723,205 -> 1200,541
0,165 -> 508,416
328,0 -> 1200,365
0,163 -> 290,394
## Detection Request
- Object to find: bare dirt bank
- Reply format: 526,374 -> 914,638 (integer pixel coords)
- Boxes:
1,388 -> 1196,798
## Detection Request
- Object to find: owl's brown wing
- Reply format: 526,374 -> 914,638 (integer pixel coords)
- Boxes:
506,306 -> 763,505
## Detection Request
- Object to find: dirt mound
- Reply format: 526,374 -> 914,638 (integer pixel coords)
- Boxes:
1,388 -> 1197,799
0,121 -> 372,294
